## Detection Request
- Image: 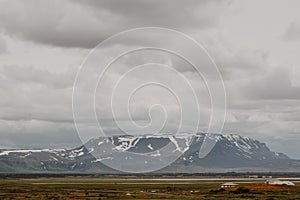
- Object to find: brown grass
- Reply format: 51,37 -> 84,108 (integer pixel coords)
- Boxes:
0,178 -> 299,199
244,183 -> 294,190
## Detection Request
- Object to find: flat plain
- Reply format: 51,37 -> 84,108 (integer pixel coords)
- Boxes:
0,177 -> 300,200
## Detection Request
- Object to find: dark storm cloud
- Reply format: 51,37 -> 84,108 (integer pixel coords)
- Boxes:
0,0 -> 225,48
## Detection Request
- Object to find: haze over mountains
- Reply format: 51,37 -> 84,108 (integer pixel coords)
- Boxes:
0,133 -> 299,173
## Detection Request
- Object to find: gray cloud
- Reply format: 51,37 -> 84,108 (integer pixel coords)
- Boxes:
0,119 -> 81,149
0,0 -> 300,159
0,0 -> 226,48
282,20 -> 300,41
0,64 -> 76,125
242,68 -> 300,100
0,65 -> 76,89
0,65 -> 71,89
0,35 -> 7,54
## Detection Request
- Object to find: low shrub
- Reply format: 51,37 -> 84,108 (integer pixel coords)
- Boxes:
231,187 -> 250,194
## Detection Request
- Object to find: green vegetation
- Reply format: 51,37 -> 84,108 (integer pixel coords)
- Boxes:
0,178 -> 299,199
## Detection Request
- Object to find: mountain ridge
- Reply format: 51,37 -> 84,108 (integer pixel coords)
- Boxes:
0,133 -> 299,173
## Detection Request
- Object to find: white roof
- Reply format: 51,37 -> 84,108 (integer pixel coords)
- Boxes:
221,182 -> 239,186
266,179 -> 295,185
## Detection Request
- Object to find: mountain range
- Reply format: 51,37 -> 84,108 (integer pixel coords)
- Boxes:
0,133 -> 299,173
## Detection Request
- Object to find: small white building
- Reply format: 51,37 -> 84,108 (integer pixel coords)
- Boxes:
265,179 -> 295,186
221,182 -> 239,188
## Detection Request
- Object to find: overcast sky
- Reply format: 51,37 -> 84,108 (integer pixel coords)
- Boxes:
0,0 -> 300,158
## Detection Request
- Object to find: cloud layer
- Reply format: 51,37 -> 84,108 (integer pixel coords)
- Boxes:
0,0 -> 300,158
0,0 -> 224,48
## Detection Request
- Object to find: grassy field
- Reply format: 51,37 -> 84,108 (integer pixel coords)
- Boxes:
0,177 -> 299,199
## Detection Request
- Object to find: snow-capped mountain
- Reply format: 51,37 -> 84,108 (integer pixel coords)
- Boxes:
0,133 -> 299,173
